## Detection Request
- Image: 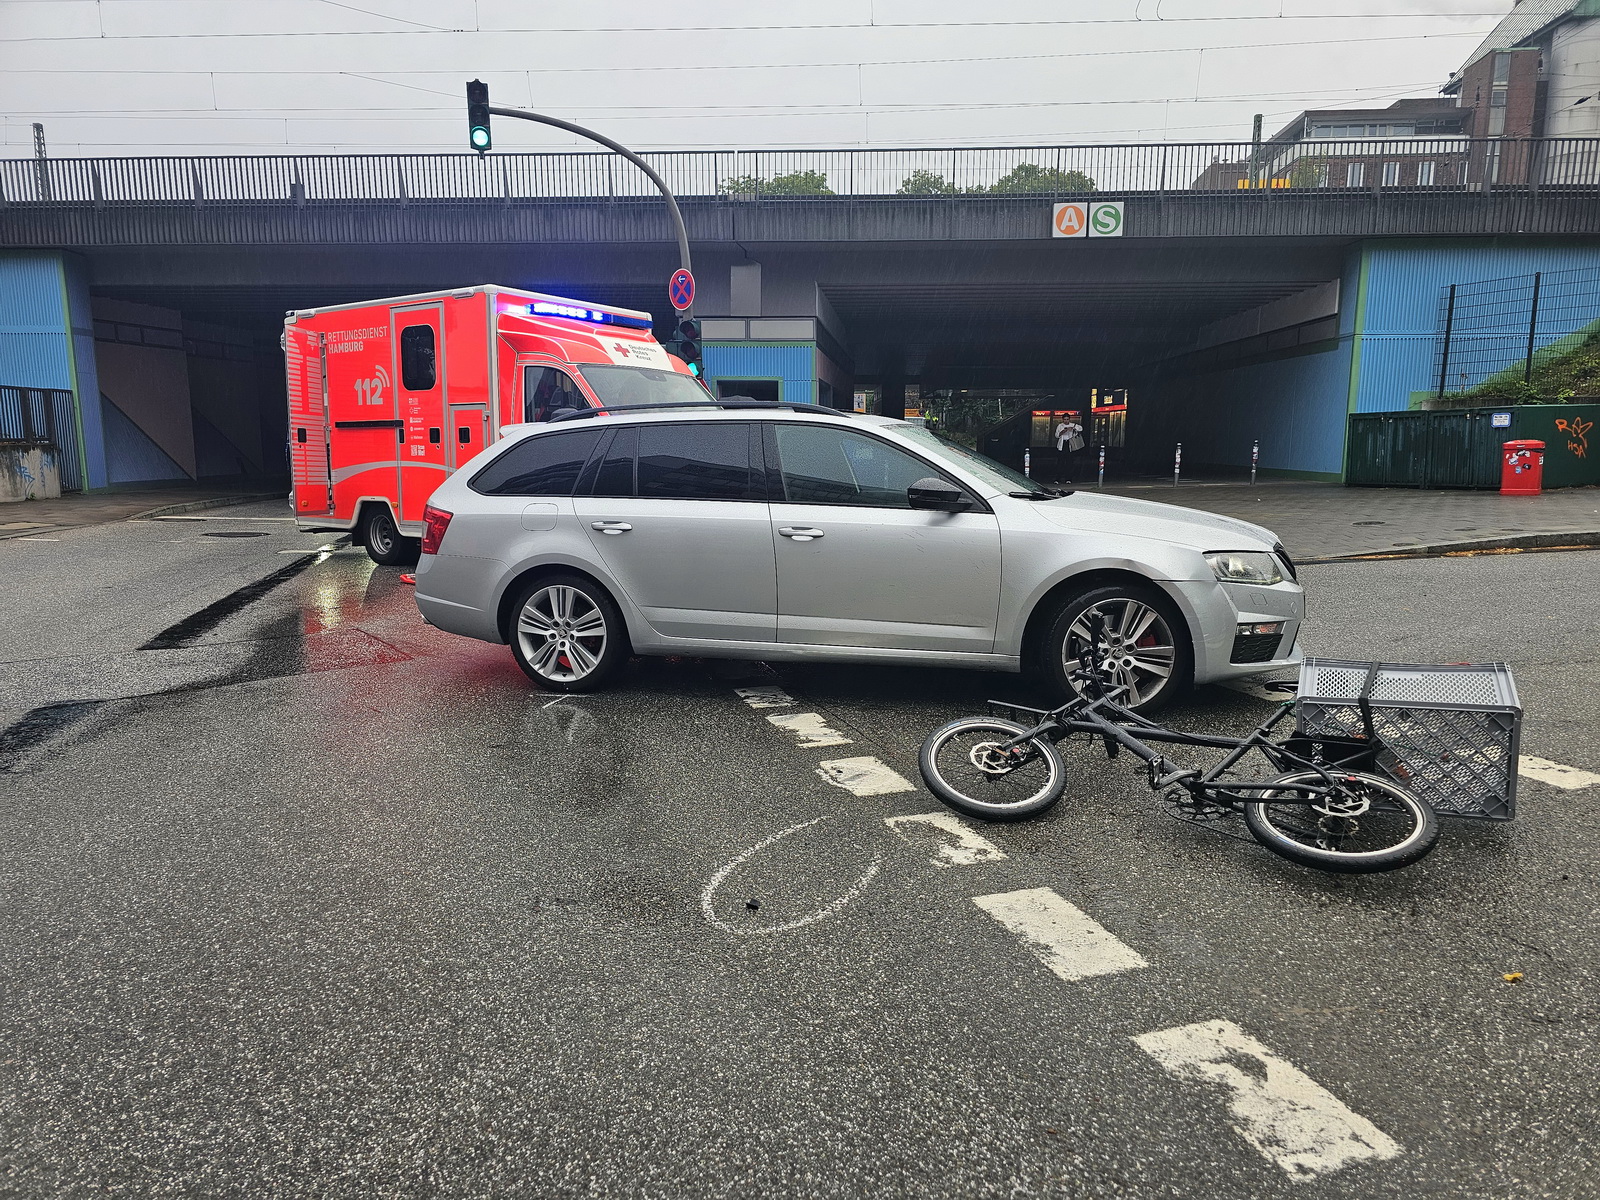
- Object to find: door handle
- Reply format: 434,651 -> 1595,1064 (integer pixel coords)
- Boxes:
778,527 -> 825,541
591,521 -> 632,535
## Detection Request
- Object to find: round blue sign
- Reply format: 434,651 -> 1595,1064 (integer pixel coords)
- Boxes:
669,269 -> 695,311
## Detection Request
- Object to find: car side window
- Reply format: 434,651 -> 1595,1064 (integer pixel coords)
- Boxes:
773,424 -> 949,508
525,366 -> 589,422
589,427 -> 636,497
469,428 -> 602,496
636,424 -> 759,501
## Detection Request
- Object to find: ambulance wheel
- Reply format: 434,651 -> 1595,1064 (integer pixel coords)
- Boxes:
362,506 -> 418,566
508,574 -> 627,692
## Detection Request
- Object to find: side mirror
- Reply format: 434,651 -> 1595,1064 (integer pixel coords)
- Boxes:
907,476 -> 973,512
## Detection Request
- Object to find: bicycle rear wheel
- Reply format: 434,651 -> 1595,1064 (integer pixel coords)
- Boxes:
919,717 -> 1066,822
1243,770 -> 1438,874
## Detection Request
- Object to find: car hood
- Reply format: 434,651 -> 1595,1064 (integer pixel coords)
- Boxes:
1027,490 -> 1280,551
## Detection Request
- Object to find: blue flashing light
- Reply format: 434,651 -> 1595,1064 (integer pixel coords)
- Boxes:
528,300 -> 652,331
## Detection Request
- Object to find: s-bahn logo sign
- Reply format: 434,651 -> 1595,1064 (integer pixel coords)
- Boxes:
1052,200 -> 1124,238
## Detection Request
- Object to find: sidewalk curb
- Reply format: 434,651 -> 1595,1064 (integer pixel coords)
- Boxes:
126,492 -> 283,522
1302,530 -> 1600,564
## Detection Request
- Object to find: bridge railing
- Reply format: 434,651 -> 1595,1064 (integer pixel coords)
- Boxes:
3,139 -> 1598,205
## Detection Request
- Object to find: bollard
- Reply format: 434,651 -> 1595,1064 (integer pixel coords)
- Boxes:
1098,444 -> 1106,488
1251,439 -> 1259,486
1023,448 -> 1031,478
1173,442 -> 1182,487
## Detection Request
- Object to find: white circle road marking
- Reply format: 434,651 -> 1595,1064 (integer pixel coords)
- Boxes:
700,816 -> 882,936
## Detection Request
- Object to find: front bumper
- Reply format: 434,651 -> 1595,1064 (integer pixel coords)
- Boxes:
1171,577 -> 1305,686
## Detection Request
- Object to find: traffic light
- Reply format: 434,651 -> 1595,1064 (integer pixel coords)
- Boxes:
466,80 -> 491,154
675,317 -> 701,376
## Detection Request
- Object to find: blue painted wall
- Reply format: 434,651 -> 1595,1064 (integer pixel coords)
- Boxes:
0,252 -> 73,389
1353,240 -> 1600,414
703,343 -> 815,404
0,251 -> 108,488
1143,239 -> 1600,479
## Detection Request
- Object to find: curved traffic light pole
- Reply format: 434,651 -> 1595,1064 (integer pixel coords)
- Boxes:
485,104 -> 693,317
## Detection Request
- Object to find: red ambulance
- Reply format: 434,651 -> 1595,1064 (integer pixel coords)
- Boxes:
284,285 -> 703,563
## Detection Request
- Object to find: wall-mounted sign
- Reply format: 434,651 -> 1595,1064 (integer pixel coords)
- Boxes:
1053,201 -> 1125,238
1052,202 -> 1087,237
1491,411 -> 1512,428
852,391 -> 869,413
1088,201 -> 1124,237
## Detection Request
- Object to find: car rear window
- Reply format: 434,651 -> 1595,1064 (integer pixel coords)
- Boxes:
470,428 -> 602,496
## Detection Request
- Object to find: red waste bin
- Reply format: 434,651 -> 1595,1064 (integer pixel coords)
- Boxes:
1500,439 -> 1545,495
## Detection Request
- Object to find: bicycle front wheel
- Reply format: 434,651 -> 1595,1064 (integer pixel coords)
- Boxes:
1243,770 -> 1438,874
919,717 -> 1066,822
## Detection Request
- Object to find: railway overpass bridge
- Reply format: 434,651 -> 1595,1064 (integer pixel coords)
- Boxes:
4,140 -> 1599,489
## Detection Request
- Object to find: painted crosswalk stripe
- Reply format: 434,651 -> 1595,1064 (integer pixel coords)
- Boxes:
1519,755 -> 1600,790
815,756 -> 916,797
1133,1019 -> 1402,1182
972,887 -> 1147,982
735,685 -> 795,709
885,811 -> 1007,867
766,712 -> 853,748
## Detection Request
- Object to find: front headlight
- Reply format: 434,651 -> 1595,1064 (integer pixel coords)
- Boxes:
1206,550 -> 1283,585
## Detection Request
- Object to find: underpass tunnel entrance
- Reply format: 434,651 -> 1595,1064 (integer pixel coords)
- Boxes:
825,250 -> 1345,484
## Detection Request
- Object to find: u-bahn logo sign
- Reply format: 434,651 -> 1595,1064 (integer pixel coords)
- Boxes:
1053,200 -> 1124,238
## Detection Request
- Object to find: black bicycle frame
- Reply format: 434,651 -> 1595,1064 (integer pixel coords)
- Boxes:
989,687 -> 1375,809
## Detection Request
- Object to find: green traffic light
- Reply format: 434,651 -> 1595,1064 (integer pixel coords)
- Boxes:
470,126 -> 490,150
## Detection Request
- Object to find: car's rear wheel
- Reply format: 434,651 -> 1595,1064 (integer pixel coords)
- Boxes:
1039,583 -> 1192,713
508,573 -> 627,692
362,506 -> 419,566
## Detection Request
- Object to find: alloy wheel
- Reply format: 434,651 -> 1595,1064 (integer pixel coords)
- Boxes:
1064,598 -> 1177,707
517,584 -> 609,683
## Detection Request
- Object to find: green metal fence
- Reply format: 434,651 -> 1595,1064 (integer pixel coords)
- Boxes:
1347,405 -> 1600,489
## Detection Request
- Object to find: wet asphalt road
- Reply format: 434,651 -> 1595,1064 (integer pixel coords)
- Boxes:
1,503 -> 1598,1199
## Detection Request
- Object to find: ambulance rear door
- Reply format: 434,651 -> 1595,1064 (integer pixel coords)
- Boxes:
393,303 -> 448,526
285,323 -> 331,516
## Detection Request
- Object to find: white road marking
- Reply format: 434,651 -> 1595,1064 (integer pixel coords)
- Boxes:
885,811 -> 1007,867
735,685 -> 796,709
15,537 -> 60,542
973,887 -> 1147,982
1519,755 -> 1600,790
816,756 -> 916,797
1221,678 -> 1298,702
766,712 -> 853,748
700,817 -> 882,936
541,698 -> 565,710
1133,1019 -> 1403,1182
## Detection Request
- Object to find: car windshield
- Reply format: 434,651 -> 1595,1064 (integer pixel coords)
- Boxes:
577,364 -> 711,409
895,425 -> 1053,496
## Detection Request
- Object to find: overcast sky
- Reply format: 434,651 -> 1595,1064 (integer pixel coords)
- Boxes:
0,0 -> 1514,156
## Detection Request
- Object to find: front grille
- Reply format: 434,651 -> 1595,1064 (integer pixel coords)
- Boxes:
1230,632 -> 1284,664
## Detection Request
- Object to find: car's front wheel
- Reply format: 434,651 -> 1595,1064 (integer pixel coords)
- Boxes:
1039,583 -> 1192,713
507,574 -> 627,692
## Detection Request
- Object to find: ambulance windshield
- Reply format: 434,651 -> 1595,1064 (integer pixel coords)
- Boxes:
579,365 -> 710,409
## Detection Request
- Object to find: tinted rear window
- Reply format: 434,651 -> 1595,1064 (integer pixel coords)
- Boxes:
637,424 -> 758,501
470,429 -> 602,496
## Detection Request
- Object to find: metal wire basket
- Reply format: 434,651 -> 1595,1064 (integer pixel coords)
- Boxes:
1295,658 -> 1522,820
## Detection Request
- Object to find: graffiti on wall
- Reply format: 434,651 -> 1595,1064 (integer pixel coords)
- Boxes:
1554,416 -> 1592,460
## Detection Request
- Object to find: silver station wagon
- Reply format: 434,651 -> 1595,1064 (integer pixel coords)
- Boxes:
413,404 -> 1304,711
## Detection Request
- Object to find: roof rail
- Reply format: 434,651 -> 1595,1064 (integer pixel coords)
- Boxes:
549,400 -> 852,423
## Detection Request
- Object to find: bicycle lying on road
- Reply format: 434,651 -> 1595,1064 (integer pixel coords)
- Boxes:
918,617 -> 1439,874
